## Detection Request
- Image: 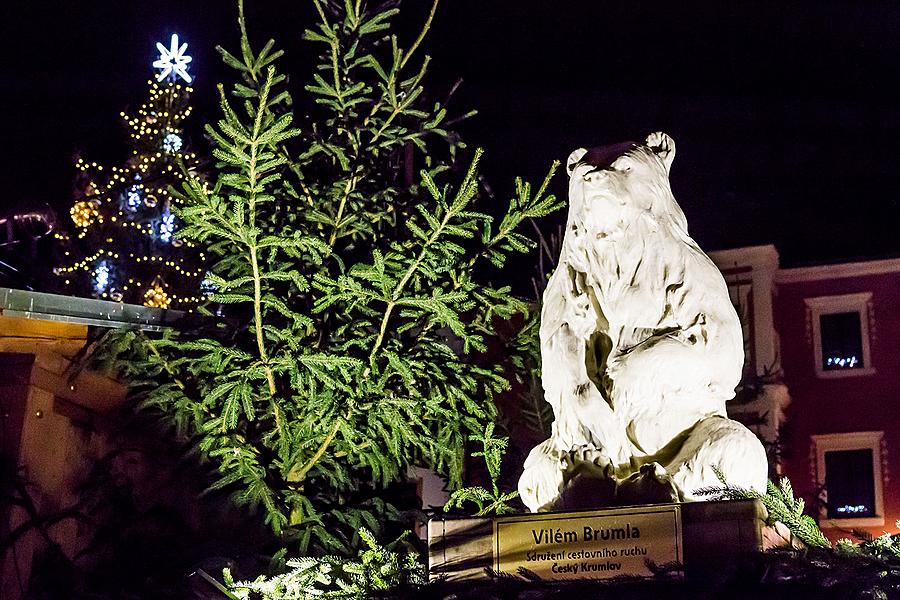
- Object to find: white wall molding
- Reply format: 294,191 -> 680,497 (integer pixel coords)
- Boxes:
777,257 -> 900,283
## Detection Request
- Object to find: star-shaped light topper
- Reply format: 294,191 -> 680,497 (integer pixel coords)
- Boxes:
153,34 -> 193,83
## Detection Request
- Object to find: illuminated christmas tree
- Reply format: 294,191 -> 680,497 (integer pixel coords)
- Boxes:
57,34 -> 206,308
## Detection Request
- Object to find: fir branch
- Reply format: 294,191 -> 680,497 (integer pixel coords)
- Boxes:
400,0 -> 439,70
224,528 -> 425,599
328,174 -> 358,247
366,149 -> 484,370
695,470 -> 832,549
444,423 -> 519,517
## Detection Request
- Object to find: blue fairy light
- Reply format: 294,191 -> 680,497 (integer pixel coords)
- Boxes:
826,355 -> 859,369
200,272 -> 219,297
162,132 -> 183,153
94,260 -> 111,293
159,208 -> 175,243
126,176 -> 143,211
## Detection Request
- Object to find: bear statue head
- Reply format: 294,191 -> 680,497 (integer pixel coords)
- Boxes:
564,132 -> 687,239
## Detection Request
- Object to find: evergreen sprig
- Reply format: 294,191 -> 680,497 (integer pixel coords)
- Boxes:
836,522 -> 900,561
509,308 -> 554,438
696,471 -> 832,549
223,528 -> 426,599
444,423 -> 520,516
94,0 -> 560,553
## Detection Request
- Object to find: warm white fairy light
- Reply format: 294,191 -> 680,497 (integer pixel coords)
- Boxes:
144,278 -> 171,308
153,34 -> 193,83
71,200 -> 100,227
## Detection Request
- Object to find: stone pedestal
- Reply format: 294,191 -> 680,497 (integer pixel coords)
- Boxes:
428,499 -> 766,582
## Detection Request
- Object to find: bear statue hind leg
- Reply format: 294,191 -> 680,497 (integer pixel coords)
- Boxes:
666,416 -> 768,500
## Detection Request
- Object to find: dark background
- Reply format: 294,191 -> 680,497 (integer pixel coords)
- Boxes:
5,0 -> 900,269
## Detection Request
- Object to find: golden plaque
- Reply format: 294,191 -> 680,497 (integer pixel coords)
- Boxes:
493,505 -> 683,581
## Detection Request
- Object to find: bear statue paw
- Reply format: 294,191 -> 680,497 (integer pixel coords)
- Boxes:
555,445 -> 618,510
561,444 -> 614,480
615,462 -> 681,505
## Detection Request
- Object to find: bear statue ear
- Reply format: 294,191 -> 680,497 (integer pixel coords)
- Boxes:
566,148 -> 588,176
645,132 -> 675,173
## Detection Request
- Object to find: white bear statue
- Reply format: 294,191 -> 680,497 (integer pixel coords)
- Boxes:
518,132 -> 768,512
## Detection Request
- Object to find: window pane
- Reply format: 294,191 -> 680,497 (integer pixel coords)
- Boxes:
820,312 -> 864,370
824,449 -> 875,519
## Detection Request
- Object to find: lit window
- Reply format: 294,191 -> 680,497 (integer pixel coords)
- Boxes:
820,312 -> 863,371
824,449 -> 875,519
812,431 -> 884,527
804,293 -> 874,378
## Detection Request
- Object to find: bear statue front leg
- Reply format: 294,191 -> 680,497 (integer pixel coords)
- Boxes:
518,440 -> 566,512
519,441 -> 616,512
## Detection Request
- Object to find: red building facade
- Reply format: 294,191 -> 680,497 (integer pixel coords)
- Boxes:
711,246 -> 900,541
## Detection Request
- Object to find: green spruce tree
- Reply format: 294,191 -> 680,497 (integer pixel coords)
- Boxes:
99,0 -> 560,553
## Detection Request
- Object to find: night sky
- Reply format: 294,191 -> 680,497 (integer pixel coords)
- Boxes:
6,1 -> 900,269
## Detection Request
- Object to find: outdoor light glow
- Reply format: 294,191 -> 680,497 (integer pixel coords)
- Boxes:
94,261 -> 111,293
144,280 -> 171,309
826,355 -> 859,369
159,208 -> 175,243
836,504 -> 868,514
126,181 -> 143,211
71,200 -> 100,227
200,272 -> 219,296
153,34 -> 192,83
162,132 -> 183,152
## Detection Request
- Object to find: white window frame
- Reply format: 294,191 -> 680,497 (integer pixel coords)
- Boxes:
811,431 -> 884,527
805,292 -> 875,378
